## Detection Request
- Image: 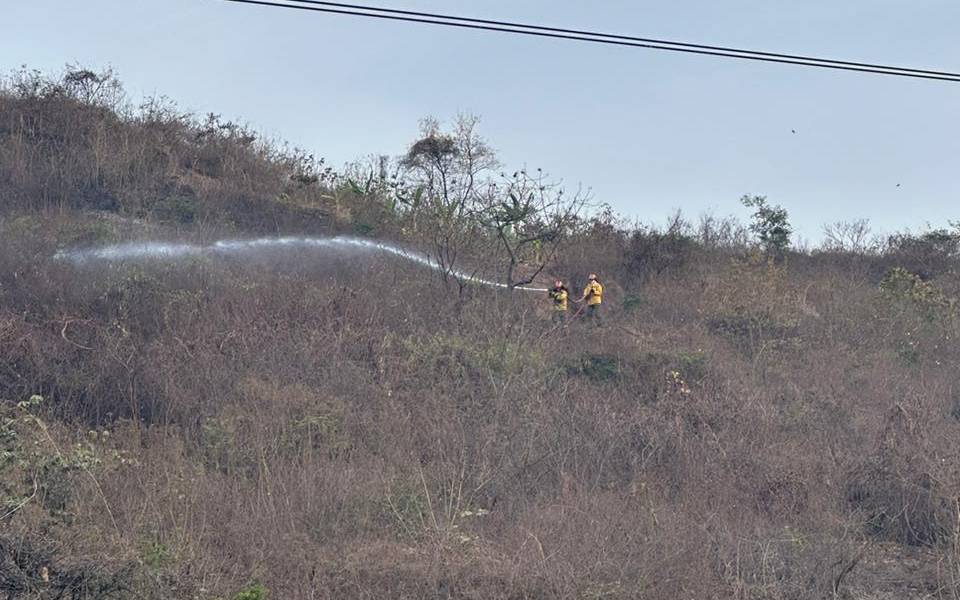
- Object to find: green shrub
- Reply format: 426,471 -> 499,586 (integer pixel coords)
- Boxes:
0,395 -> 114,520
885,227 -> 960,277
352,221 -> 375,236
401,333 -> 543,381
742,195 -> 791,257
880,267 -> 957,322
566,351 -> 707,390
705,311 -> 796,357
670,350 -> 709,384
566,353 -> 621,382
233,583 -> 268,600
3,214 -> 115,248
3,214 -> 45,239
621,293 -> 645,313
141,541 -> 173,569
634,350 -> 708,392
382,479 -> 429,539
153,195 -> 196,224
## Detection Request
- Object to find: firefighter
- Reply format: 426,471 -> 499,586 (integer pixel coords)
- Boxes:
578,273 -> 603,325
548,279 -> 569,324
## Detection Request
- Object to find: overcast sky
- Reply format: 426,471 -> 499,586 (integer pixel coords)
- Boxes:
3,0 -> 958,241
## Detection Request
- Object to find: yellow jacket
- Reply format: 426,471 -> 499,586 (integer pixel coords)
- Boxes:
549,287 -> 569,311
583,281 -> 603,306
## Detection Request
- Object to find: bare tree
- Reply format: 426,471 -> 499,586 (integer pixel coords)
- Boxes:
61,65 -> 125,109
822,219 -> 877,254
697,212 -> 750,249
478,170 -> 588,288
400,115 -> 497,218
398,115 -> 499,288
391,116 -> 587,290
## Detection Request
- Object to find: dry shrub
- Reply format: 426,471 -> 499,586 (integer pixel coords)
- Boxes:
6,206 -> 960,598
848,402 -> 960,548
0,67 -> 334,231
5,69 -> 960,600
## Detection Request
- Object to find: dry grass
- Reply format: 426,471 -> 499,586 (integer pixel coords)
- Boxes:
2,68 -> 960,600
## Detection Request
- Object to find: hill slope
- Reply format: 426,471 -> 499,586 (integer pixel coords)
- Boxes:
2,68 -> 960,600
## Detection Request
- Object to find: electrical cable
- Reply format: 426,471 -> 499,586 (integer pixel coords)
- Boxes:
284,0 -> 960,79
217,0 -> 960,82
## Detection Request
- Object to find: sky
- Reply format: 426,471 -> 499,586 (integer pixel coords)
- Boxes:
2,0 -> 958,241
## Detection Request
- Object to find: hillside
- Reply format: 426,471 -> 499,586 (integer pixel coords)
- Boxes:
2,68 -> 960,600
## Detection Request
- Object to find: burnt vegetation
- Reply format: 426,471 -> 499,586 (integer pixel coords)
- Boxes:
2,67 -> 960,599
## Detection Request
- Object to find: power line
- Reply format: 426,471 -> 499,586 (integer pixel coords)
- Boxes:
287,0 -> 960,79
218,0 -> 960,83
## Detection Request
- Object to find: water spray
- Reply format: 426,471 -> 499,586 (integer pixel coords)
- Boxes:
54,235 -> 549,292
